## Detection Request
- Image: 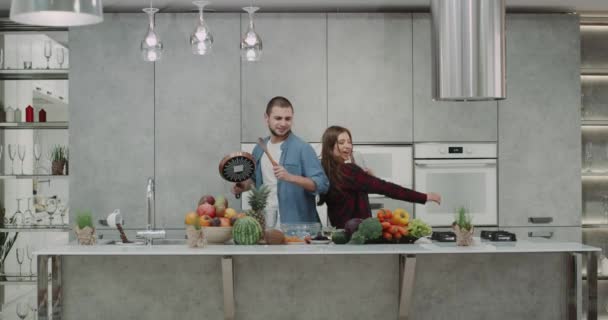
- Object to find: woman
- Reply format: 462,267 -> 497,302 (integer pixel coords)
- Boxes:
319,126 -> 441,228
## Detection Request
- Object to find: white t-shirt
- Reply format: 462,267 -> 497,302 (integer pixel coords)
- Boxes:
261,140 -> 283,220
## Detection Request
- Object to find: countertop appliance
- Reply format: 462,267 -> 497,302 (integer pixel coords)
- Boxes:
431,231 -> 456,242
414,143 -> 497,227
480,230 -> 517,242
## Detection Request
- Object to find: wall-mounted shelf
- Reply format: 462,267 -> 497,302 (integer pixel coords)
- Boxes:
0,175 -> 68,180
583,224 -> 608,229
0,122 -> 68,129
581,68 -> 608,76
0,69 -> 68,80
0,274 -> 38,285
0,226 -> 69,232
582,120 -> 608,126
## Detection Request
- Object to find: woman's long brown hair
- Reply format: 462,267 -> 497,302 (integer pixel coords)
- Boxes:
319,126 -> 352,204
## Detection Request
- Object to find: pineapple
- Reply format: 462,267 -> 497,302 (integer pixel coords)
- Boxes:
247,185 -> 271,230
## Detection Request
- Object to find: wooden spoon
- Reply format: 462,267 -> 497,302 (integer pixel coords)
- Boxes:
257,137 -> 279,166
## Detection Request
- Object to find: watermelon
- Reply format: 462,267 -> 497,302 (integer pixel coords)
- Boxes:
233,217 -> 262,245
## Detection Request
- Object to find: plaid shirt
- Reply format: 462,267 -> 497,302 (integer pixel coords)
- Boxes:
325,164 -> 427,228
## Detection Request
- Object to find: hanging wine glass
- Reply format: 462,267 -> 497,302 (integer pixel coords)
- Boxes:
34,143 -> 41,174
141,7 -> 163,62
43,40 -> 52,69
190,1 -> 213,55
240,6 -> 262,62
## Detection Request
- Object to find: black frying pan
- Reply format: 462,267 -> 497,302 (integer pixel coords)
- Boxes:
218,151 -> 255,199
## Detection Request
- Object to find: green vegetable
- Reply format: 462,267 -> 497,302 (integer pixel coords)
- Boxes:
348,231 -> 366,245
75,210 -> 94,229
454,207 -> 473,231
233,217 -> 262,245
331,230 -> 348,244
357,218 -> 382,242
408,219 -> 432,238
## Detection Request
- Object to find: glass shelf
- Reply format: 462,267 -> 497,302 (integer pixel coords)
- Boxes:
0,225 -> 70,232
582,68 -> 608,76
0,69 -> 68,80
0,175 -> 68,180
582,120 -> 608,126
583,224 -> 608,229
0,122 -> 68,129
0,274 -> 39,285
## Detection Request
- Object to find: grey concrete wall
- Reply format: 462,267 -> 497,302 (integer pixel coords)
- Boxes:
61,253 -> 571,320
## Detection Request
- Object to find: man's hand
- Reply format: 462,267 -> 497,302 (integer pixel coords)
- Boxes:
231,179 -> 252,195
426,192 -> 441,205
273,165 -> 292,182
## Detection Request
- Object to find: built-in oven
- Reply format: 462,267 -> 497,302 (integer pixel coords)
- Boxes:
414,143 -> 497,227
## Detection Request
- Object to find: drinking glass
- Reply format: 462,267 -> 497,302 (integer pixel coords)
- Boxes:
26,245 -> 33,277
56,47 -> 65,69
264,209 -> 278,230
43,40 -> 52,69
16,301 -> 29,320
34,143 -> 41,174
24,197 -> 34,226
8,144 -> 16,175
46,198 -> 57,225
28,300 -> 37,320
14,198 -> 24,226
15,247 -> 24,279
585,141 -> 594,172
17,144 -> 25,175
57,199 -> 67,226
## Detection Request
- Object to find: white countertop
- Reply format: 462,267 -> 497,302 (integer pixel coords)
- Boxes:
35,240 -> 600,256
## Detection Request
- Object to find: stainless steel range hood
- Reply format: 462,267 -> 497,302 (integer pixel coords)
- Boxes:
431,0 -> 506,101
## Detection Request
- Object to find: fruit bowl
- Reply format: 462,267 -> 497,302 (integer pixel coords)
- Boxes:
202,226 -> 233,244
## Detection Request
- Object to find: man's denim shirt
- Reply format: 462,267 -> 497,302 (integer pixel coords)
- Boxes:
251,133 -> 329,223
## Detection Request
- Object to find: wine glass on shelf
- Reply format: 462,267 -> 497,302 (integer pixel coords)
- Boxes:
46,198 -> 57,226
56,47 -> 65,69
34,143 -> 41,175
26,245 -> 34,278
8,144 -> 16,175
15,247 -> 24,279
28,300 -> 37,320
585,141 -> 594,172
16,301 -> 29,320
18,144 -> 26,175
14,198 -> 24,226
57,199 -> 67,226
43,40 -> 52,69
24,197 -> 34,226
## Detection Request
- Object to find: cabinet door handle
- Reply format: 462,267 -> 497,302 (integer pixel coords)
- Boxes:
370,203 -> 383,210
528,217 -> 553,224
528,231 -> 554,239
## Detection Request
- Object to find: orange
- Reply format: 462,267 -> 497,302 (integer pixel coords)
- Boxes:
184,212 -> 198,225
199,215 -> 212,227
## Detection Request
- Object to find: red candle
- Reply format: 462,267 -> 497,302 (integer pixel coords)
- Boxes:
39,109 -> 46,122
25,105 -> 34,122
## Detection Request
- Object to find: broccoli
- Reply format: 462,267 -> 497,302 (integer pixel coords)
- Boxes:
348,231 -> 366,244
357,218 -> 383,242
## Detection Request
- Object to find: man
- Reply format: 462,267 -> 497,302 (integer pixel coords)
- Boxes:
232,96 -> 329,223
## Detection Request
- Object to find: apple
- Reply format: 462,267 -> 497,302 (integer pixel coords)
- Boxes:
215,195 -> 228,208
198,195 -> 215,206
224,208 -> 237,219
199,215 -> 212,227
197,203 -> 216,218
215,205 -> 226,218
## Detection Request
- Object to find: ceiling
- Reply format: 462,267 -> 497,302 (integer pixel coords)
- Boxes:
0,0 -> 607,14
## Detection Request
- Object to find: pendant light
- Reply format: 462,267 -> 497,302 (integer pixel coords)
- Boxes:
141,7 -> 163,62
240,6 -> 262,62
9,0 -> 104,27
190,1 -> 214,55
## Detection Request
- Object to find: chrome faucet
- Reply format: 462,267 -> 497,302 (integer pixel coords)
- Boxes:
136,177 -> 165,245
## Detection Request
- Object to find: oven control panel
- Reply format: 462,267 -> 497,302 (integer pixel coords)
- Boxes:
416,143 -> 497,159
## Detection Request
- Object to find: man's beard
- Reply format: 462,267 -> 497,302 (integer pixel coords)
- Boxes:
269,127 -> 291,138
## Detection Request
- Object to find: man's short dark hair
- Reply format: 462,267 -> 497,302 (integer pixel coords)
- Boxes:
266,96 -> 293,115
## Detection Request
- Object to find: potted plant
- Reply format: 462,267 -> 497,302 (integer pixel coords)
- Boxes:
452,207 -> 474,246
74,210 -> 96,245
50,145 -> 67,175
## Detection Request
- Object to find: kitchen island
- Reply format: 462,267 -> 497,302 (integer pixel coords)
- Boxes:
36,240 -> 600,320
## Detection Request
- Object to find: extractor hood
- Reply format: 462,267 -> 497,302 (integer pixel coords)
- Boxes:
431,0 -> 506,101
